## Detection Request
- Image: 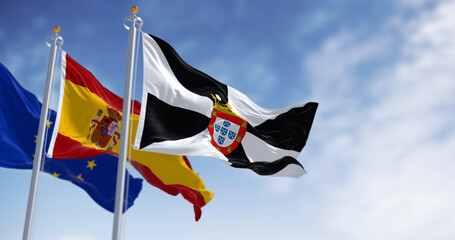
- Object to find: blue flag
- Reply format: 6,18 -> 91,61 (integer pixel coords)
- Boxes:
0,62 -> 142,212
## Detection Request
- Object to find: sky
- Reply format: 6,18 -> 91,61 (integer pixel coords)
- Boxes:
1,0 -> 455,239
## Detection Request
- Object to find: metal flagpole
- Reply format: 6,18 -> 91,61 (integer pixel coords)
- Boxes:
112,6 -> 143,240
22,26 -> 63,240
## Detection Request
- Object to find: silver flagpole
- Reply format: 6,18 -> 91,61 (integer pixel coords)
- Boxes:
112,6 -> 142,240
22,26 -> 63,240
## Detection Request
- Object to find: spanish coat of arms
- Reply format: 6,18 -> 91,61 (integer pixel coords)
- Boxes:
87,106 -> 122,151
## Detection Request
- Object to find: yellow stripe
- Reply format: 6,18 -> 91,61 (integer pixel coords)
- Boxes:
131,153 -> 214,204
59,79 -> 118,150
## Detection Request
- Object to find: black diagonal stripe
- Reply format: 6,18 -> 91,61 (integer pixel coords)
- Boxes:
225,144 -> 304,176
230,155 -> 304,176
139,93 -> 211,149
225,143 -> 250,165
150,34 -> 229,104
246,102 -> 318,152
241,156 -> 305,176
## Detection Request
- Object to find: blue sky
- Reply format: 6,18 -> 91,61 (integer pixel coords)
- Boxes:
1,0 -> 455,239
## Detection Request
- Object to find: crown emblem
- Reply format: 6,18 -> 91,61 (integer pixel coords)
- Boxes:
107,106 -> 122,122
211,94 -> 243,119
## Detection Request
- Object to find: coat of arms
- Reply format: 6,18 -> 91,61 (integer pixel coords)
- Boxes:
87,106 -> 122,151
208,94 -> 247,155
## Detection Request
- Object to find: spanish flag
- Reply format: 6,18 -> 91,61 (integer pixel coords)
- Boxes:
48,52 -> 213,221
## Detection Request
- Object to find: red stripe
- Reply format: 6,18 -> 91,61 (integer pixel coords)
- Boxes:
54,130 -> 207,221
52,133 -> 114,159
182,156 -> 193,170
129,159 -> 207,221
65,54 -> 141,115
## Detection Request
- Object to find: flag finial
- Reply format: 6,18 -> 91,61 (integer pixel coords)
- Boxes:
53,25 -> 60,34
131,6 -> 138,15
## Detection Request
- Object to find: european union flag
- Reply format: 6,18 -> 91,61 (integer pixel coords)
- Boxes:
0,62 -> 142,212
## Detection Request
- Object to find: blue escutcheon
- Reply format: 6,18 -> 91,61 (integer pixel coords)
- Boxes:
223,120 -> 231,127
220,127 -> 228,136
218,136 -> 225,145
228,130 -> 236,140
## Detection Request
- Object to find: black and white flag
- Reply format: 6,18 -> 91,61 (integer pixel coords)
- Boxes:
134,33 -> 318,178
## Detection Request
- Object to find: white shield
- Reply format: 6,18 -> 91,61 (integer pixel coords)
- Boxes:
212,117 -> 240,148
107,121 -> 120,136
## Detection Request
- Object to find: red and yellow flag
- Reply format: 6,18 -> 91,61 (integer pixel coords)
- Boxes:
49,52 -> 213,220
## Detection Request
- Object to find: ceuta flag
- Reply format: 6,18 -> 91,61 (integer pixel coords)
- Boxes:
134,33 -> 318,178
48,52 -> 213,221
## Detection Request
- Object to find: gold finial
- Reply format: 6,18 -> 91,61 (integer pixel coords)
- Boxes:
53,25 -> 60,34
131,6 -> 139,14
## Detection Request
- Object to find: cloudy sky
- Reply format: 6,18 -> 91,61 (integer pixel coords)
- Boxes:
1,0 -> 454,239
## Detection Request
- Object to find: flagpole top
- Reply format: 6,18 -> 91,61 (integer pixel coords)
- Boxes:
131,6 -> 138,15
53,25 -> 60,34
46,25 -> 64,47
123,6 -> 143,30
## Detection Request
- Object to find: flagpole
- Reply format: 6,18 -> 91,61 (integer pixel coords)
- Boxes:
112,6 -> 142,240
22,26 -> 63,240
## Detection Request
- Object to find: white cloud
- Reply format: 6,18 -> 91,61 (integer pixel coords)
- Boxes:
296,0 -> 455,239
141,1 -> 225,33
303,30 -> 393,110
288,10 -> 330,51
263,177 -> 296,196
1,29 -> 50,99
396,0 -> 437,8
